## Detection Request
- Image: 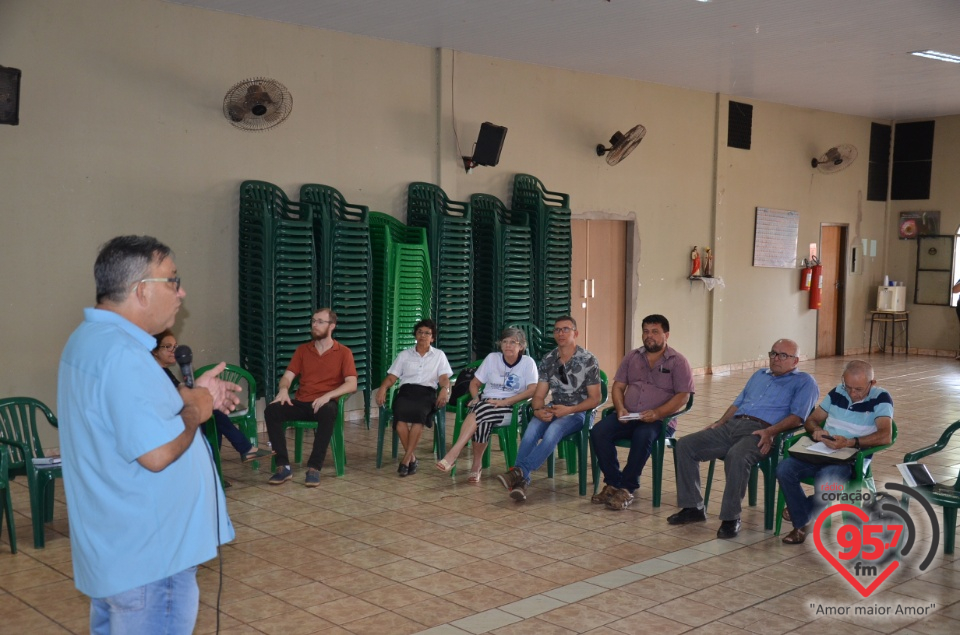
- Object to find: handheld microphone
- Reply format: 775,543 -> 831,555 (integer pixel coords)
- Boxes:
174,345 -> 195,388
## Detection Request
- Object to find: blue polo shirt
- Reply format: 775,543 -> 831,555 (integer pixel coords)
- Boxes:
58,308 -> 234,598
821,384 -> 894,438
733,368 -> 820,425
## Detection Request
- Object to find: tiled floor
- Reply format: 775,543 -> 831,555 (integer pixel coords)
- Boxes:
3,353 -> 960,634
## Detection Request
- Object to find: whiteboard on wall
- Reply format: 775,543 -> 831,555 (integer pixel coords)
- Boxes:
753,207 -> 799,268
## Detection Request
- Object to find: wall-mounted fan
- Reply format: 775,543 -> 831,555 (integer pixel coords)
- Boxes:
596,124 -> 646,166
222,77 -> 292,131
811,144 -> 858,173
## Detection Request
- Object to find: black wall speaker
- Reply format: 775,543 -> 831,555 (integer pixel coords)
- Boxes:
727,101 -> 753,150
0,66 -> 21,126
473,122 -> 507,166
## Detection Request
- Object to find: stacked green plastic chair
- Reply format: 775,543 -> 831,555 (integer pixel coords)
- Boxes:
511,174 -> 572,354
469,194 -> 533,358
300,184 -> 374,428
368,213 -> 432,385
238,180 -> 316,399
406,183 -> 473,372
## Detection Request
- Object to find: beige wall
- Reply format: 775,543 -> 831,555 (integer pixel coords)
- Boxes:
885,116 -> 960,353
2,0 -> 911,445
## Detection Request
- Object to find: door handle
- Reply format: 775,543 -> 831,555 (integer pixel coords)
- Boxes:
581,280 -> 588,298
590,279 -> 596,298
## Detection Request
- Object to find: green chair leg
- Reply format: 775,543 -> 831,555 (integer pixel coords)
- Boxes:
944,507 -> 957,555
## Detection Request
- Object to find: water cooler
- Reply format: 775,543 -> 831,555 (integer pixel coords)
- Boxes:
877,286 -> 906,312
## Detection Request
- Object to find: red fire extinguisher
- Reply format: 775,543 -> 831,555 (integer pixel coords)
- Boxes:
800,266 -> 813,291
809,264 -> 823,309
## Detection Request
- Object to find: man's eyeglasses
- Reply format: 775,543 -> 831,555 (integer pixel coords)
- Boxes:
158,344 -> 177,351
311,318 -> 333,325
557,363 -> 569,385
768,351 -> 797,361
553,327 -> 574,334
133,277 -> 181,292
841,380 -> 870,395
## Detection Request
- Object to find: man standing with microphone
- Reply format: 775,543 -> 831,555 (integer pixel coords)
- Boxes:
58,235 -> 241,634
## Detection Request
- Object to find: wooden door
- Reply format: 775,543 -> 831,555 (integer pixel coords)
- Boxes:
817,225 -> 846,357
571,219 -> 627,376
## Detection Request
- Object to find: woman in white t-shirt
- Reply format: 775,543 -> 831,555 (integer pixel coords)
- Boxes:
436,327 -> 538,482
376,319 -> 453,477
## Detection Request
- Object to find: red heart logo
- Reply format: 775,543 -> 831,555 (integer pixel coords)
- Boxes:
812,503 -> 899,598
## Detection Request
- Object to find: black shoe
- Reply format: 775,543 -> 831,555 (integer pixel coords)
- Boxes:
408,459 -> 419,475
398,463 -> 409,477
666,507 -> 706,525
717,518 -> 741,539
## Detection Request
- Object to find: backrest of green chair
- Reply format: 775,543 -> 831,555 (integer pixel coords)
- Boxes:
0,397 -> 57,475
0,444 -> 9,487
196,363 -> 258,419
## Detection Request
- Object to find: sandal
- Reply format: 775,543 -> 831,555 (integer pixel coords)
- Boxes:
467,470 -> 482,483
782,527 -> 807,544
436,458 -> 456,472
242,447 -> 276,463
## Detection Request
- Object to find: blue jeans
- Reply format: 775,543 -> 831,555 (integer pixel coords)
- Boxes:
90,566 -> 199,635
514,413 -> 585,483
210,410 -> 253,457
776,457 -> 853,529
590,412 -> 668,492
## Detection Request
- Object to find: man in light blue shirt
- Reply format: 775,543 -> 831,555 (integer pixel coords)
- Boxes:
58,235 -> 240,634
776,360 -> 893,544
668,339 -> 819,538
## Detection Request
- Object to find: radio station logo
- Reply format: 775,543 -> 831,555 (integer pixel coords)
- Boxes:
812,482 -> 941,598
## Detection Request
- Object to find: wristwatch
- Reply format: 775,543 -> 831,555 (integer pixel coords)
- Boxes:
853,437 -> 861,449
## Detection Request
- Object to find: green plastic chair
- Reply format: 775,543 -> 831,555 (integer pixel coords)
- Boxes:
444,371 -> 531,478
901,421 -> 958,553
522,371 -> 608,496
591,394 -> 695,507
375,384 -> 446,469
0,444 -> 16,553
196,363 -> 260,471
0,397 -> 60,548
775,421 -> 897,536
270,394 -> 349,477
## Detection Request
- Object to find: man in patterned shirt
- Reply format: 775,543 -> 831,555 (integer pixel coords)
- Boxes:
497,316 -> 601,501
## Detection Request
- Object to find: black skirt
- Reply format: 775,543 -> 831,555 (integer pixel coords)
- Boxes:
393,384 -> 438,428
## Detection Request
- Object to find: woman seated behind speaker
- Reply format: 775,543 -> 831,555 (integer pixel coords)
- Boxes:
152,330 -> 274,483
376,319 -> 453,477
435,327 -> 538,483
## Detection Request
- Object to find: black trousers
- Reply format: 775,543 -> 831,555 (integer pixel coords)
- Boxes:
264,399 -> 337,470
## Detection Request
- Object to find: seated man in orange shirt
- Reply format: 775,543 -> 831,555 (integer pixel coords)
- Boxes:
265,308 -> 357,488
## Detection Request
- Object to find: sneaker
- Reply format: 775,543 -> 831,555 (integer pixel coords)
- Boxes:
398,463 -> 410,477
496,467 -> 523,491
509,478 -> 527,502
268,465 -> 292,485
666,507 -> 706,525
591,484 -> 619,505
304,468 -> 320,488
408,459 -> 419,475
605,488 -> 635,511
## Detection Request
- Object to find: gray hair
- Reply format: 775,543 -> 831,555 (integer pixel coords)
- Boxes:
843,359 -> 875,381
95,235 -> 172,304
499,327 -> 527,352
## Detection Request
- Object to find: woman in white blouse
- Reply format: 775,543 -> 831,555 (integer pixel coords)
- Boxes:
376,319 -> 452,476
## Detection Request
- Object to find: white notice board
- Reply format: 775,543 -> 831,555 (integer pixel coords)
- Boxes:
753,207 -> 799,268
